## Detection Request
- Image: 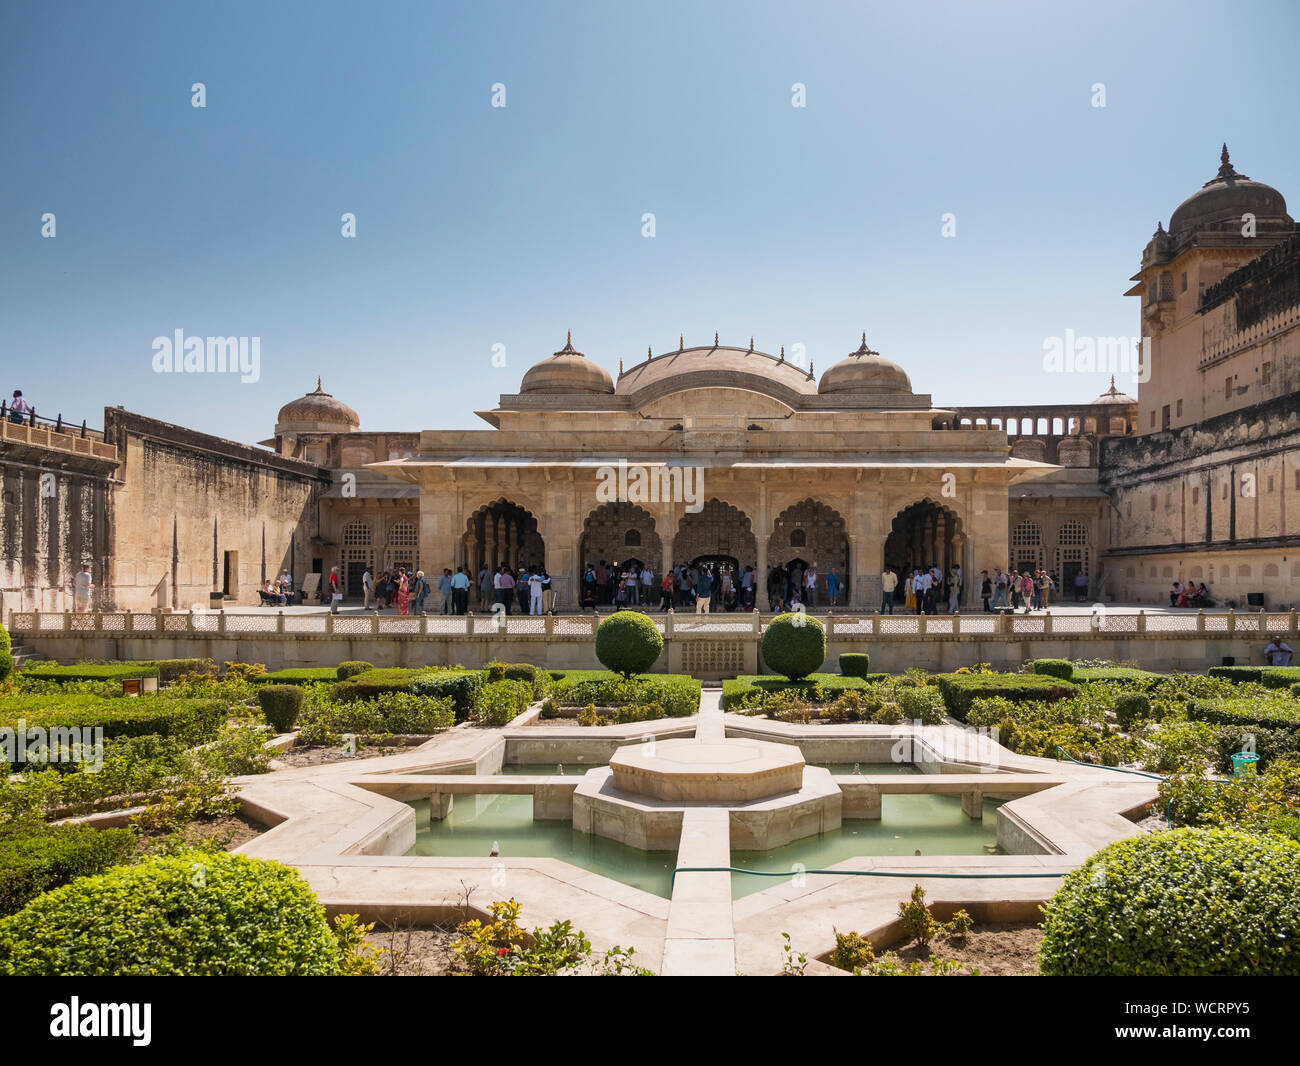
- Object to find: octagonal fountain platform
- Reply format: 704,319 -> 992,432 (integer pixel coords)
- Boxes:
573,737 -> 842,851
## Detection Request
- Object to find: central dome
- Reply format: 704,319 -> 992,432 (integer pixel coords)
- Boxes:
1168,145 -> 1290,237
519,333 -> 614,394
818,334 -> 913,395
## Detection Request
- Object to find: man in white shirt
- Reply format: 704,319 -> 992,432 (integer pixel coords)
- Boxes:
640,565 -> 653,608
624,565 -> 639,606
529,571 -> 544,615
362,568 -> 374,609
1265,638 -> 1293,667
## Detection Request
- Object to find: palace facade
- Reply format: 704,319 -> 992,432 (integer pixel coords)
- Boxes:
3,148 -> 1296,614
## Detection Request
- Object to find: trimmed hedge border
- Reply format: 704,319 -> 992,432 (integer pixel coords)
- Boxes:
934,673 -> 1078,722
1208,665 -> 1300,689
20,662 -> 160,683
0,824 -> 137,918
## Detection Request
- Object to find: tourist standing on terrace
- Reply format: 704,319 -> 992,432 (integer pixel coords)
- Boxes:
328,566 -> 341,612
494,565 -> 515,614
1265,636 -> 1293,666
826,567 -> 840,608
451,566 -> 470,614
8,389 -> 32,424
640,563 -> 653,608
528,569 -> 544,614
73,564 -> 93,613
879,567 -> 896,613
991,568 -> 1008,609
412,570 -> 429,614
478,565 -> 492,610
949,565 -> 962,614
1074,570 -> 1088,601
980,570 -> 992,612
362,568 -> 374,609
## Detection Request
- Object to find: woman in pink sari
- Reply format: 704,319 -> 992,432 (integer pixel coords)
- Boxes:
396,570 -> 411,616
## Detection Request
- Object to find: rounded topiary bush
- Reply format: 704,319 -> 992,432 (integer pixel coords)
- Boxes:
1032,658 -> 1074,681
595,611 -> 664,678
0,851 -> 341,976
258,684 -> 305,732
0,621 -> 11,683
1039,827 -> 1300,976
1114,691 -> 1152,731
762,613 -> 826,681
839,652 -> 870,678
337,660 -> 373,680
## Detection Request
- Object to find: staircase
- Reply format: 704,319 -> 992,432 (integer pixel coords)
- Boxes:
9,643 -> 36,669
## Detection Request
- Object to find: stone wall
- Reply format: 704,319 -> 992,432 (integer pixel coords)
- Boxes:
104,410 -> 331,610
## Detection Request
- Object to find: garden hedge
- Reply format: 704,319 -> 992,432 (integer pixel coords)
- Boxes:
934,674 -> 1078,722
253,667 -> 339,686
19,662 -> 160,683
479,679 -> 534,726
0,851 -> 341,976
1031,659 -> 1074,681
410,671 -> 485,722
0,695 -> 227,750
720,673 -> 883,711
331,667 -> 441,703
336,661 -> 374,680
0,621 -> 11,683
1208,665 -> 1300,689
761,613 -> 826,681
594,611 -> 664,678
1187,695 -> 1300,734
838,652 -> 871,678
0,823 -> 137,918
1114,692 -> 1152,731
1039,827 -> 1300,976
1070,666 -> 1167,686
258,685 -> 305,733
550,673 -> 700,717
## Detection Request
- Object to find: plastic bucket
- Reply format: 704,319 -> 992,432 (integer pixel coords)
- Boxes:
1231,752 -> 1259,777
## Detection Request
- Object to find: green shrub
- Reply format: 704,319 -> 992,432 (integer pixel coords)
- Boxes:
0,851 -> 341,975
1209,666 -> 1300,689
897,884 -> 939,947
828,928 -> 875,971
1039,828 -> 1300,976
151,658 -> 218,683
720,673 -> 878,711
337,661 -> 374,680
0,823 -> 137,917
1266,814 -> 1300,842
20,662 -> 160,683
479,679 -> 533,727
331,667 -> 438,702
296,692 -> 456,745
410,671 -> 485,722
0,695 -> 226,754
1032,659 -> 1074,681
594,611 -> 664,678
896,685 -> 946,725
1188,694 -> 1300,733
839,652 -> 871,678
0,622 -> 11,683
258,685 -> 304,733
1071,666 -> 1166,685
935,674 -> 1078,722
253,668 -> 339,686
761,614 -> 827,681
551,673 -> 699,717
1114,692 -> 1152,731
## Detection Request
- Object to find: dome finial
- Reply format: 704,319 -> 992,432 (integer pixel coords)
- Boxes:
679,334 -> 684,351
647,345 -> 652,360
808,360 -> 815,378
316,376 -> 322,392
1221,143 -> 1230,167
749,336 -> 754,351
779,346 -> 785,361
1210,143 -> 1247,183
619,358 -> 624,375
714,331 -> 719,347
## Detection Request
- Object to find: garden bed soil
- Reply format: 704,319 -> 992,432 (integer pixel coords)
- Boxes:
364,925 -> 459,976
273,740 -> 429,768
891,922 -> 1044,975
136,812 -> 264,853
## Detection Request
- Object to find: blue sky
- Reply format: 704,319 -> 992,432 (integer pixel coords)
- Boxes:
2,0 -> 1297,443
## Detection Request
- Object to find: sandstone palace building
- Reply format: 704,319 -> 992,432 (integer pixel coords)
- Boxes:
2,149 -> 1297,614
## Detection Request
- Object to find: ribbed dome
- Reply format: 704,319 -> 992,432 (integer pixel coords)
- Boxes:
818,334 -> 913,395
1093,377 -> 1136,405
519,333 -> 614,394
276,379 -> 359,433
1168,146 -> 1290,237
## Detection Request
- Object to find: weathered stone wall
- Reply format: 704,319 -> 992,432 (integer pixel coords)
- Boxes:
0,424 -> 116,613
1100,394 -> 1300,607
104,410 -> 330,610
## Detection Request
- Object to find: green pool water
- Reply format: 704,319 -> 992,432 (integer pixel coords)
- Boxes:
730,796 -> 1002,898
405,795 -> 677,898
405,792 -> 1002,901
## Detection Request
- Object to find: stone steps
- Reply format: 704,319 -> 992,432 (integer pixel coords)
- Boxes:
9,643 -> 36,668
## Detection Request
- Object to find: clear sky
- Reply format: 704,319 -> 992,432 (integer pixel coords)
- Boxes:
2,0 -> 1298,444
